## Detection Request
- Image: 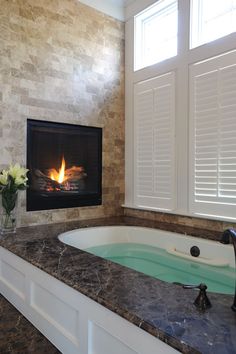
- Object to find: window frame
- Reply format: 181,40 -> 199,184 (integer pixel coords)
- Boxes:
189,50 -> 236,220
125,0 -> 236,222
133,72 -> 176,211
134,0 -> 178,71
190,0 -> 236,49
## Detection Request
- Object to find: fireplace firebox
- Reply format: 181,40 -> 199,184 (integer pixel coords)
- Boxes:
27,119 -> 102,211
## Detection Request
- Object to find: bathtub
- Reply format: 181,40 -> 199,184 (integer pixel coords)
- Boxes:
59,226 -> 234,267
59,226 -> 235,294
1,223 -> 236,354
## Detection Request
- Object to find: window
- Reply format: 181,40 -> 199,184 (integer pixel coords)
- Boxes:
134,0 -> 178,71
191,0 -> 236,48
126,0 -> 236,221
189,50 -> 236,219
134,72 -> 176,210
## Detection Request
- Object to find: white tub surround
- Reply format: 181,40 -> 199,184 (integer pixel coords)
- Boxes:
0,247 -> 177,354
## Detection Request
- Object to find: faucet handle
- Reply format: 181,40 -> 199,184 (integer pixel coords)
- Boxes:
174,282 -> 212,311
221,228 -> 236,244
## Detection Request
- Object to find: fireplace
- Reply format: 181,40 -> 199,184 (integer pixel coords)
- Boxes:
27,119 -> 102,211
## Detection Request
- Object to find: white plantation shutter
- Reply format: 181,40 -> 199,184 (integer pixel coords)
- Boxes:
189,50 -> 236,219
134,72 -> 176,210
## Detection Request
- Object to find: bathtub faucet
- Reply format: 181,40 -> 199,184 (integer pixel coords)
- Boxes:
220,228 -> 236,312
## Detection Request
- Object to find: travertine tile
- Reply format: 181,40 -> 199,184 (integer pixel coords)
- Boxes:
0,0 -> 124,226
124,208 -> 236,233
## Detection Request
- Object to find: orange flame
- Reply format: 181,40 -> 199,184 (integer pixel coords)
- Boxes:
58,157 -> 65,183
50,157 -> 66,184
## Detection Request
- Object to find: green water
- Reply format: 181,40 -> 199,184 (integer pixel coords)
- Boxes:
86,243 -> 235,295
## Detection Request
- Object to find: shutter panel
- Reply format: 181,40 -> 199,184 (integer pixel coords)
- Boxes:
134,72 -> 176,210
219,65 -> 236,200
189,50 -> 236,219
136,89 -> 153,196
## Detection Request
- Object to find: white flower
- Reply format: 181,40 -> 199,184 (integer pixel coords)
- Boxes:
8,164 -> 28,186
15,176 -> 28,186
0,170 -> 9,185
0,164 -> 28,195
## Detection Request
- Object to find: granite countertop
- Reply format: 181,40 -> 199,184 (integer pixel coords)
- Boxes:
0,216 -> 236,354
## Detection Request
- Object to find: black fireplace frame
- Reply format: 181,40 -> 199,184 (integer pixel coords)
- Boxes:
26,119 -> 102,211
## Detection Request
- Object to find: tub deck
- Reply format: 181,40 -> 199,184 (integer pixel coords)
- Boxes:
0,216 -> 235,354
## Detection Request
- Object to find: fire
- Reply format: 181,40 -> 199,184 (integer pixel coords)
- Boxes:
50,157 -> 66,184
45,156 -> 86,192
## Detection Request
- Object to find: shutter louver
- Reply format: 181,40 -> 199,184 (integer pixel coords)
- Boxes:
137,89 -> 153,196
134,72 -> 176,210
190,51 -> 236,219
219,65 -> 236,200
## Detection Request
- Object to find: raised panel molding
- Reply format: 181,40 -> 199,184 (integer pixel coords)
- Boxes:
88,321 -> 138,354
0,260 -> 25,300
31,283 -> 79,346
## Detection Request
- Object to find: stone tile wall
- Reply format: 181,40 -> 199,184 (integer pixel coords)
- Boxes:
0,0 -> 124,226
124,208 -> 236,233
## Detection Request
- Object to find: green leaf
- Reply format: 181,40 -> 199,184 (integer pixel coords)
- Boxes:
17,184 -> 27,190
2,190 -> 17,214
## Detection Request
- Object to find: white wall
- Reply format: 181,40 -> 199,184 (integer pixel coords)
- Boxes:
78,0 -> 139,21
78,0 -> 125,20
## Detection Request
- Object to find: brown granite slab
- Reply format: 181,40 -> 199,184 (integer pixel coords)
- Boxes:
0,295 -> 61,354
0,216 -> 236,354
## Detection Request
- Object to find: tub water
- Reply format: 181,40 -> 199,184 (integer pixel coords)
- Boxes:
59,226 -> 235,295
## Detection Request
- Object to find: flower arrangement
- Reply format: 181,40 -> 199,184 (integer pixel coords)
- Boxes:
0,164 -> 28,234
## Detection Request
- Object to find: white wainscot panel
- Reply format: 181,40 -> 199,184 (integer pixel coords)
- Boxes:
0,246 -> 179,354
0,259 -> 25,300
31,282 -> 79,345
88,321 -> 138,354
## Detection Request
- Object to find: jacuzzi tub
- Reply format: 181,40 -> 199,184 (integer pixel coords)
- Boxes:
1,220 -> 236,354
59,226 -> 235,294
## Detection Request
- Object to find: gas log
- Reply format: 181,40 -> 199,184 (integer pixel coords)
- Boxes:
33,165 -> 87,192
